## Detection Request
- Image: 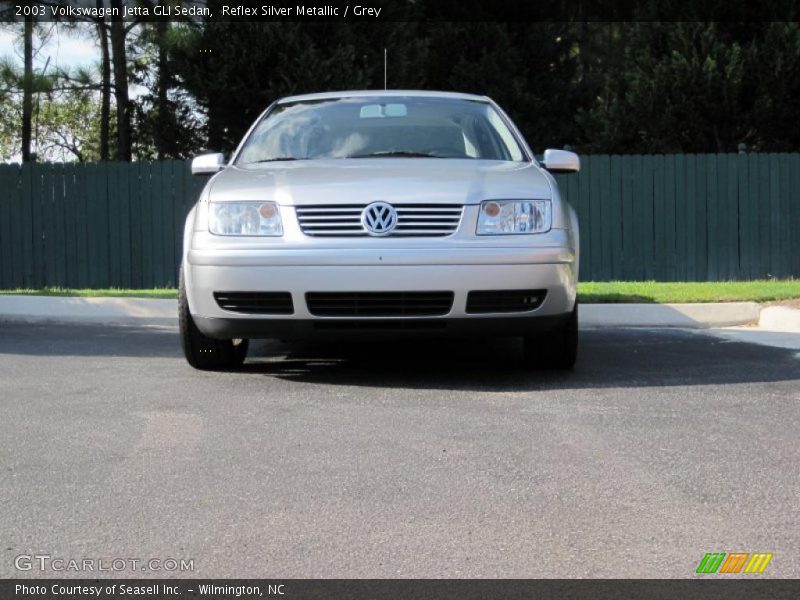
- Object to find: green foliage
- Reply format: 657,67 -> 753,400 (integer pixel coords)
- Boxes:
577,22 -> 800,152
410,22 -> 583,148
0,52 -> 109,163
0,97 -> 19,161
167,19 -> 800,154
749,23 -> 800,150
4,16 -> 800,160
130,22 -> 203,159
0,90 -> 107,162
168,21 -> 584,153
580,280 -> 800,304
35,90 -> 107,162
170,20 -> 380,152
0,55 -> 62,160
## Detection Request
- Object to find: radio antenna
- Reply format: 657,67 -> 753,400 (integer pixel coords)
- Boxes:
384,48 -> 387,90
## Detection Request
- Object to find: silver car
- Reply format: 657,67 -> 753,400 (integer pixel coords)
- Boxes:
180,90 -> 580,370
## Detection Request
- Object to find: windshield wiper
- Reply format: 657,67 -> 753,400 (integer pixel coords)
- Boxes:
250,157 -> 302,163
346,151 -> 444,159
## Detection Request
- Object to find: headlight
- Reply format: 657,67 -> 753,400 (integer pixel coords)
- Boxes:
208,202 -> 283,236
476,200 -> 551,235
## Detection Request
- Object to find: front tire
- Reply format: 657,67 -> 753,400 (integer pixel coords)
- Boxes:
523,302 -> 578,370
179,269 -> 248,371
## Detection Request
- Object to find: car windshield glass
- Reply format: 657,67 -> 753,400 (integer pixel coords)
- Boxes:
236,96 -> 526,164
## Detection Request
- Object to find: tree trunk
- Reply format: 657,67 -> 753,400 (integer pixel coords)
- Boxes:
22,15 -> 33,162
97,3 -> 111,161
109,0 -> 131,161
155,20 -> 169,159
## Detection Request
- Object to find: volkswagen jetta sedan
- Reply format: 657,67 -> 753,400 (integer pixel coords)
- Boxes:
180,90 -> 580,370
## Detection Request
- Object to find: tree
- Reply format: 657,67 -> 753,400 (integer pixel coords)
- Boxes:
130,18 -> 202,159
34,90 -> 106,161
170,20 -> 376,152
154,19 -> 169,158
96,2 -> 111,160
748,22 -> 800,150
417,22 -> 582,150
22,13 -> 33,161
608,23 -> 754,152
4,4 -> 116,161
22,3 -> 117,160
109,0 -> 131,160
0,7 -> 56,162
0,88 -> 108,163
0,22 -> 58,161
570,21 -> 800,153
6,13 -> 800,159
167,20 -> 581,154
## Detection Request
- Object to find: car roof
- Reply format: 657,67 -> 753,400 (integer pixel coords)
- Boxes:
276,90 -> 491,104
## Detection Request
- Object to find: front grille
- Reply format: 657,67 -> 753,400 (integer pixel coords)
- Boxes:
214,292 -> 294,315
466,289 -> 547,314
306,291 -> 454,317
296,204 -> 463,237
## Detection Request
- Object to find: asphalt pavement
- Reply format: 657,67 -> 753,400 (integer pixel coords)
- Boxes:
1,323 -> 799,578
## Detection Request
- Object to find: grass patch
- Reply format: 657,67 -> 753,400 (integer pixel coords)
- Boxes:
0,287 -> 178,299
1,280 -> 799,304
579,280 -> 800,304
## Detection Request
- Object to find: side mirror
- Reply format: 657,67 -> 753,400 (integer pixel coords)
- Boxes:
542,149 -> 580,173
191,153 -> 225,176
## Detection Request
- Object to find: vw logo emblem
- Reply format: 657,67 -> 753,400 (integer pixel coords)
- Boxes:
361,201 -> 397,236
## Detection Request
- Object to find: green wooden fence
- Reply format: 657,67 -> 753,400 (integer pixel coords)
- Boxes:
0,154 -> 798,289
0,160 -> 204,289
553,153 -> 799,281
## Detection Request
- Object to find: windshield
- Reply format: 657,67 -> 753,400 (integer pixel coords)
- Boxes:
236,96 -> 526,164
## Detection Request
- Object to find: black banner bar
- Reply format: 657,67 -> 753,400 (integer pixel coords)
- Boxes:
2,0 -> 800,23
3,579 -> 800,600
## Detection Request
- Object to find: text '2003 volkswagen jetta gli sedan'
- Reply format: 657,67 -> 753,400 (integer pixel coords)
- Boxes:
180,90 -> 581,371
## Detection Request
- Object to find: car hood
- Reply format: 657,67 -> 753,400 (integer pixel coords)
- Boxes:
208,159 -> 552,205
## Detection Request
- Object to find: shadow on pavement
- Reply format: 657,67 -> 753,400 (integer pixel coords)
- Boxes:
0,322 -> 181,358
1,322 -> 798,391
242,328 -> 800,391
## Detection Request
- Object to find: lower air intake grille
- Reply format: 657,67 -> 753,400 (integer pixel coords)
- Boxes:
314,320 -> 447,331
306,292 -> 454,317
214,292 -> 294,315
466,289 -> 547,314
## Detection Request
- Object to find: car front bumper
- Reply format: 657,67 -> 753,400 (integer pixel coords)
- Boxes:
185,243 -> 578,340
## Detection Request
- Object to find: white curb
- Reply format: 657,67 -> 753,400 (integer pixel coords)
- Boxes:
581,302 -> 762,328
758,306 -> 800,333
0,295 -> 177,327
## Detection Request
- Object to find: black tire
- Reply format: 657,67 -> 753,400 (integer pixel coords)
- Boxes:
523,302 -> 578,370
179,269 -> 248,371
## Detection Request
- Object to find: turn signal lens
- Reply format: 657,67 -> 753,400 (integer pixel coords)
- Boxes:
483,202 -> 501,217
258,203 -> 277,219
